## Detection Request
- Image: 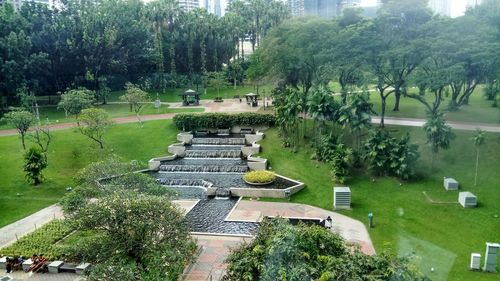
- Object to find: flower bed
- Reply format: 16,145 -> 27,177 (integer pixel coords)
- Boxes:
0,219 -> 73,260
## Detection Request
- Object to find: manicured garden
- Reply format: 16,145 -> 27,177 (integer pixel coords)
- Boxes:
257,127 -> 500,281
0,119 -> 179,228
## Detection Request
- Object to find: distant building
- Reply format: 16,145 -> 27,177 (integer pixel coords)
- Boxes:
1,0 -> 53,10
203,0 -> 231,17
287,0 -> 304,16
304,0 -> 342,18
429,0 -> 483,18
178,0 -> 199,12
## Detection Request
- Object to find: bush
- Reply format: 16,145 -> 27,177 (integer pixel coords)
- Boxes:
243,170 -> 276,184
0,220 -> 73,260
173,112 -> 275,131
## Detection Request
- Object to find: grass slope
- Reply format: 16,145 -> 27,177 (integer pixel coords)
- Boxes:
0,120 -> 178,227
258,127 -> 500,281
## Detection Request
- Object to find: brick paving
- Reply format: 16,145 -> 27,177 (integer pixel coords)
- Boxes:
182,235 -> 251,281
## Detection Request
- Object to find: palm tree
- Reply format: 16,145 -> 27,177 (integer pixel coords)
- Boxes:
307,86 -> 337,146
473,129 -> 485,186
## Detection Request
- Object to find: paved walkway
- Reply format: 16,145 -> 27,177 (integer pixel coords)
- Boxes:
0,204 -> 63,248
182,235 -> 250,281
372,117 -> 500,132
1,272 -> 83,281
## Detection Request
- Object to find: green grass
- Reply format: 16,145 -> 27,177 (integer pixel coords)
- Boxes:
367,86 -> 500,124
257,127 -> 500,281
0,103 -> 202,130
0,119 -> 179,228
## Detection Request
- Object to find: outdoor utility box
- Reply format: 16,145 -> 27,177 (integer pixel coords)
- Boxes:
470,253 -> 481,270
444,177 -> 459,190
333,187 -> 351,209
484,243 -> 500,272
459,192 -> 477,208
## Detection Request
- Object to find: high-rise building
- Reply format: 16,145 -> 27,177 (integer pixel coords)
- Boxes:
429,0 -> 483,18
287,0 -> 304,16
178,0 -> 199,12
1,0 -> 53,10
304,0 -> 341,18
203,0 -> 227,17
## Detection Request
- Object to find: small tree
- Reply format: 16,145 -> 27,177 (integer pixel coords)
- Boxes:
208,71 -> 227,99
23,147 -> 47,185
119,83 -> 150,125
473,129 -> 486,186
28,124 -> 52,162
423,113 -> 455,171
58,88 -> 94,119
78,108 -> 113,149
3,110 -> 34,149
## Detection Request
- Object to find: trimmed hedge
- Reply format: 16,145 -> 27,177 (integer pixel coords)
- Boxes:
173,113 -> 275,131
243,171 -> 276,184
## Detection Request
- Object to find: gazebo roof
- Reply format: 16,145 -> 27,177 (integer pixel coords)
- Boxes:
245,93 -> 258,96
179,89 -> 200,96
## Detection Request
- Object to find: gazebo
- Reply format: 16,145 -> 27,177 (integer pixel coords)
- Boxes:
179,89 -> 201,106
245,93 -> 259,107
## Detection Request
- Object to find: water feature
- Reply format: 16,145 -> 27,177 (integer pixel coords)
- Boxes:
149,133 -> 296,235
191,137 -> 246,145
184,149 -> 241,158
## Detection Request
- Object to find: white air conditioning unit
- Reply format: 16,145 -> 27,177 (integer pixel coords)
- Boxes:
470,253 -> 481,270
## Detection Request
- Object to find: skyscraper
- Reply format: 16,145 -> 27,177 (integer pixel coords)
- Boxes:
178,0 -> 199,12
304,0 -> 341,18
287,0 -> 304,16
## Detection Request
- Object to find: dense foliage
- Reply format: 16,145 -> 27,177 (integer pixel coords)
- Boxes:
314,134 -> 352,184
223,218 -> 426,281
0,0 -> 289,109
244,170 -> 276,184
173,112 -> 275,131
364,130 -> 420,180
0,220 -> 73,260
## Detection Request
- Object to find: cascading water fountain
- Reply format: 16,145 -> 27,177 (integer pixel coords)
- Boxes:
150,132 -> 297,235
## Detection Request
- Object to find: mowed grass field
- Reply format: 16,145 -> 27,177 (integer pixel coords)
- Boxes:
257,127 -> 500,281
0,120 -> 178,227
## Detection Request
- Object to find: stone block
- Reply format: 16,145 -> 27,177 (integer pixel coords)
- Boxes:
22,259 -> 33,272
0,256 -> 7,269
458,192 -> 477,208
444,178 -> 459,190
48,261 -> 64,273
75,263 -> 91,275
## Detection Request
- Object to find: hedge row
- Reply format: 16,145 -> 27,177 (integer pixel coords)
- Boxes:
173,113 -> 275,131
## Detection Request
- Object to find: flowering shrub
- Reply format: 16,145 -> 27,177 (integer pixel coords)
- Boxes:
243,170 -> 276,184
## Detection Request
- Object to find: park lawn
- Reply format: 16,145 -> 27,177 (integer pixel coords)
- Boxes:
107,84 -> 273,103
0,103 -> 202,130
0,119 -> 179,228
368,85 -> 500,124
257,127 -> 500,281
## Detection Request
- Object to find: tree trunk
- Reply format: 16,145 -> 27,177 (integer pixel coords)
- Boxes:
380,97 -> 386,128
21,133 -> 26,150
393,87 -> 401,111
